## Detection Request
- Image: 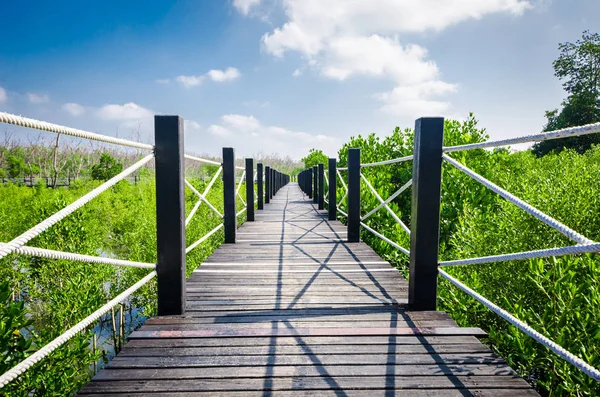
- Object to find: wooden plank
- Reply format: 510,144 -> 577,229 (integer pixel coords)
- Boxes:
92,363 -> 513,380
129,327 -> 487,339
78,390 -> 541,397
124,335 -> 483,348
80,375 -> 532,392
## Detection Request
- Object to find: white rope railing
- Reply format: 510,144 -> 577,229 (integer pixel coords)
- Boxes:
362,179 -> 412,222
237,207 -> 247,217
443,154 -> 593,245
361,222 -> 410,255
440,242 -> 600,267
443,122 -> 600,153
361,155 -> 413,167
324,173 -> 329,200
0,270 -> 156,388
185,167 -> 223,226
184,154 -> 221,166
185,179 -> 223,218
439,269 -> 600,381
236,170 -> 246,206
0,112 -> 154,150
186,223 -> 224,254
337,208 -> 348,217
0,155 -> 154,260
0,244 -> 155,269
361,174 -> 410,235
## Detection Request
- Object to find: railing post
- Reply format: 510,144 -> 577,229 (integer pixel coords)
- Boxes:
328,158 -> 336,220
409,117 -> 444,311
245,158 -> 254,221
318,163 -> 325,210
269,168 -> 274,200
265,166 -> 271,204
347,148 -> 360,242
307,168 -> 313,199
223,147 -> 236,243
257,163 -> 264,210
313,166 -> 318,203
154,115 -> 186,316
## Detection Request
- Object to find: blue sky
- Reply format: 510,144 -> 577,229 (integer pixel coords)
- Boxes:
1,0 -> 598,159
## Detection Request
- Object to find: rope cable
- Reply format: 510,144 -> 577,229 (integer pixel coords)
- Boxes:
0,271 -> 156,388
0,112 -> 154,150
443,154 -> 593,245
0,155 -> 154,260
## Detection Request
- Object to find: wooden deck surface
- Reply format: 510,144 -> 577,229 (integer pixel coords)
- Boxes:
79,183 -> 538,396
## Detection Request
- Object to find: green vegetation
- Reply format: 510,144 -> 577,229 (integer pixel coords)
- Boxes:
91,153 -> 123,181
328,113 -> 600,395
0,158 -> 246,395
301,148 -> 329,169
534,31 -> 600,156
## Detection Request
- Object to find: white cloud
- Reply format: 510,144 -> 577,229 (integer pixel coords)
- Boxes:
260,0 -> 531,57
375,80 -> 458,117
207,124 -> 232,137
62,102 -> 86,116
185,120 -> 202,131
155,78 -> 171,84
206,114 -> 339,158
207,67 -> 241,82
233,0 -> 262,16
292,69 -> 302,77
28,92 -> 50,104
176,75 -> 205,88
96,102 -> 153,121
0,87 -> 6,103
244,0 -> 531,115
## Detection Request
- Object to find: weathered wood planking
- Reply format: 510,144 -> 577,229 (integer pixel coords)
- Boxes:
79,183 -> 538,396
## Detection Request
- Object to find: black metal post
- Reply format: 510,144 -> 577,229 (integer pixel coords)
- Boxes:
318,163 -> 325,210
328,158 -> 336,220
154,115 -> 186,315
223,147 -> 236,243
257,163 -> 264,210
265,166 -> 271,204
312,166 -> 318,203
347,148 -> 360,242
409,117 -> 444,311
307,168 -> 313,198
245,158 -> 254,221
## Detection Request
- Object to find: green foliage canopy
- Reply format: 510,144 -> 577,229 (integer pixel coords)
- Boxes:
534,30 -> 600,156
91,153 -> 123,181
300,148 -> 328,169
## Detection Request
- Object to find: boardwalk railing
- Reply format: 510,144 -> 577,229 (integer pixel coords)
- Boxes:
0,112 -> 289,388
298,117 -> 600,383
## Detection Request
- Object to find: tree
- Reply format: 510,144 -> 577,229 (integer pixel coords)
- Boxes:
300,149 -> 329,169
91,153 -> 123,181
533,31 -> 600,156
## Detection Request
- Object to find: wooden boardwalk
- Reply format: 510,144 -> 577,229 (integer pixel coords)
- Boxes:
80,183 -> 538,396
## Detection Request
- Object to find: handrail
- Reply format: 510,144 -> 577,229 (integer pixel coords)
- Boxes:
443,121 -> 600,153
285,118 -> 600,385
185,167 -> 223,225
361,155 -> 413,167
442,154 -> 593,245
439,269 -> 600,381
184,154 -> 221,166
0,154 -> 154,260
0,111 -> 289,390
0,271 -> 157,388
0,244 -> 155,269
0,112 -> 154,150
439,128 -> 600,383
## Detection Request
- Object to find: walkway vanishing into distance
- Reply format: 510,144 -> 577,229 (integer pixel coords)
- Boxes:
79,183 -> 537,396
